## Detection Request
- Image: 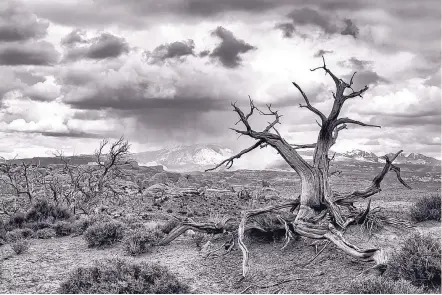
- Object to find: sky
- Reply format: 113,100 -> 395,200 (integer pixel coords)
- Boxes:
0,0 -> 440,164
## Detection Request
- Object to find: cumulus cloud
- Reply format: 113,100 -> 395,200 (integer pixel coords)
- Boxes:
0,1 -> 49,42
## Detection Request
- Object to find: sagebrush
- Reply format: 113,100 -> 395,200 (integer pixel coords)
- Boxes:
384,233 -> 441,290
346,276 -> 424,294
123,227 -> 164,256
59,258 -> 190,293
83,220 -> 125,248
410,194 -> 441,222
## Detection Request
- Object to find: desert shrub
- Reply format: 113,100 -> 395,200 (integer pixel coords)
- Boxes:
123,227 -> 164,256
59,258 -> 189,294
346,276 -> 424,294
410,194 -> 441,222
53,221 -> 72,237
23,221 -> 52,231
11,240 -> 30,255
192,232 -> 205,248
83,220 -> 125,248
384,233 -> 441,290
36,228 -> 56,239
71,217 -> 92,235
160,219 -> 180,234
25,199 -> 71,223
6,228 -> 35,242
7,212 -> 26,229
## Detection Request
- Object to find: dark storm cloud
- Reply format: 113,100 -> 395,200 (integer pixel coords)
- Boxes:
0,41 -> 59,66
275,22 -> 295,38
147,40 -> 196,64
209,26 -> 256,68
313,49 -> 333,58
0,1 -> 49,42
283,7 -> 360,38
287,7 -> 337,34
62,31 -> 130,61
340,19 -> 359,38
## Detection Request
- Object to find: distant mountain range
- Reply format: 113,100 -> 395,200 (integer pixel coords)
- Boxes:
3,145 -> 440,171
131,144 -> 234,171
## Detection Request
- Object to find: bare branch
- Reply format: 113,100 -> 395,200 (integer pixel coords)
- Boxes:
205,140 -> 264,172
292,82 -> 326,123
290,143 -> 317,149
344,85 -> 369,99
334,150 -> 412,206
389,164 -> 412,189
310,55 -> 340,87
335,117 -> 381,128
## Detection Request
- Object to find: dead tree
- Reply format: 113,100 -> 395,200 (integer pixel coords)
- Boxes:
160,57 -> 411,277
0,158 -> 46,215
55,136 -> 130,214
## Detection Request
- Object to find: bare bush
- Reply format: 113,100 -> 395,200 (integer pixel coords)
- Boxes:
56,137 -> 130,215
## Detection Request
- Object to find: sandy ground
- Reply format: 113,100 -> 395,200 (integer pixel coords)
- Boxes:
1,202 -> 440,294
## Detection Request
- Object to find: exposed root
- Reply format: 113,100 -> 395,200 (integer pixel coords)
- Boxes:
238,200 -> 300,277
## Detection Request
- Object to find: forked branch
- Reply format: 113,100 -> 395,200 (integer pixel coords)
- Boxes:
334,150 -> 412,206
205,140 -> 264,172
292,82 -> 326,123
334,118 -> 381,129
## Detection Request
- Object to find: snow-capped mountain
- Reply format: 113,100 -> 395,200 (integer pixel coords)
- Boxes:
340,149 -> 379,162
385,152 -> 441,166
131,144 -> 233,171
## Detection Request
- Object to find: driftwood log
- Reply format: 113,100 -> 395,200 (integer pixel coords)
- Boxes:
160,57 -> 412,277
